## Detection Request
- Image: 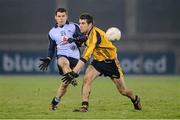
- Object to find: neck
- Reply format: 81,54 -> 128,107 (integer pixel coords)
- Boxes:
86,26 -> 93,35
57,24 -> 64,27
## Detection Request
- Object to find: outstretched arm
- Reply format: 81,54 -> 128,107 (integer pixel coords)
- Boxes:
47,35 -> 56,59
115,53 -> 121,68
73,59 -> 85,74
39,35 -> 56,71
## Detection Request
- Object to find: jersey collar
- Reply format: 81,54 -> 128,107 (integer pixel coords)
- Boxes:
86,26 -> 93,36
54,21 -> 69,28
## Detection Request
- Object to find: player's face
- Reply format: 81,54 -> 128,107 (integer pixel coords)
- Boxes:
79,19 -> 92,34
55,12 -> 68,26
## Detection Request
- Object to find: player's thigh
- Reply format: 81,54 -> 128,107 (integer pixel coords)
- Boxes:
57,56 -> 70,67
83,65 -> 100,83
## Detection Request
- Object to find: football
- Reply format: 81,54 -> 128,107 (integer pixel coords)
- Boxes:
106,27 -> 121,41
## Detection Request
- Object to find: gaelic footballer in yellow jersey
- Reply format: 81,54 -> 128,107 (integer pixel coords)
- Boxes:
81,26 -> 117,62
62,13 -> 142,112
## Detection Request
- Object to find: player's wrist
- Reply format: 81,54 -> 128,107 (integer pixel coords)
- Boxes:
80,57 -> 87,63
46,57 -> 51,61
71,71 -> 79,78
43,57 -> 51,64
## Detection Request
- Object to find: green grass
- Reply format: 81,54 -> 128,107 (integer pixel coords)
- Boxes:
0,75 -> 180,119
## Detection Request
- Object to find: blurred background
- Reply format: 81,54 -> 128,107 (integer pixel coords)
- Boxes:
0,0 -> 180,75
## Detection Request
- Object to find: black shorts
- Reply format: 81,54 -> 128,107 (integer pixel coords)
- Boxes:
91,59 -> 123,79
57,55 -> 78,75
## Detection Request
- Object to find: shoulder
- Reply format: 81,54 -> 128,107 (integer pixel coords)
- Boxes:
49,27 -> 55,32
68,22 -> 79,28
48,27 -> 56,35
69,22 -> 78,26
94,27 -> 105,33
48,27 -> 57,39
93,27 -> 106,36
65,22 -> 80,33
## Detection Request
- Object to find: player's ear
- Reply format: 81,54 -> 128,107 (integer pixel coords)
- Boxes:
89,22 -> 93,28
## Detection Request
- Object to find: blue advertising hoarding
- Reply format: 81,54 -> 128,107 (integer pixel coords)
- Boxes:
119,52 -> 175,74
0,51 -> 176,75
0,52 -> 57,75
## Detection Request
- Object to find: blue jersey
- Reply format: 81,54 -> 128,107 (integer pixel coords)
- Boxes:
47,21 -> 81,59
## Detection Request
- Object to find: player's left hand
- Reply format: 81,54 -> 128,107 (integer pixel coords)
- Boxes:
62,71 -> 79,85
39,57 -> 51,71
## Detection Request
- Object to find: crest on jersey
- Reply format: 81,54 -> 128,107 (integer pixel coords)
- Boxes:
70,45 -> 76,51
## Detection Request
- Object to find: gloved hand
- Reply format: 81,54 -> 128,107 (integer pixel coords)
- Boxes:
71,79 -> 78,86
75,35 -> 87,46
39,57 -> 51,71
68,35 -> 87,47
61,71 -> 79,85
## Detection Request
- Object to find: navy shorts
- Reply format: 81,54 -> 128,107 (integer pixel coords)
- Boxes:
91,59 -> 123,79
57,55 -> 78,75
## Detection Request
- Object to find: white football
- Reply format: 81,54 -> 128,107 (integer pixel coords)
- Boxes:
106,27 -> 121,41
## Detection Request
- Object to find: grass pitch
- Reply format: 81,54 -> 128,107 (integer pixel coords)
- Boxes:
0,75 -> 180,119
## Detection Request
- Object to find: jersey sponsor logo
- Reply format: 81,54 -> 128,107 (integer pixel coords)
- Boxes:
70,45 -> 76,51
60,31 -> 66,36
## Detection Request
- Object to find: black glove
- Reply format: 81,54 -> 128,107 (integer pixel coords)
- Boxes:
62,71 -> 79,85
75,35 -> 87,47
68,35 -> 87,47
71,79 -> 78,86
39,58 -> 51,71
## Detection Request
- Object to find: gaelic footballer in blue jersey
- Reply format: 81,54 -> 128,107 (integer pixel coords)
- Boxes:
38,8 -> 86,111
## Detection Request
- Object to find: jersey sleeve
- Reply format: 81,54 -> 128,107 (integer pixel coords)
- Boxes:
47,34 -> 56,59
72,24 -> 87,47
73,24 -> 81,38
80,30 -> 97,63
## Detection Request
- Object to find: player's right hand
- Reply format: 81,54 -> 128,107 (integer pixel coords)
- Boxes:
71,79 -> 78,86
74,35 -> 87,47
39,57 -> 51,71
61,71 -> 79,86
66,35 -> 87,47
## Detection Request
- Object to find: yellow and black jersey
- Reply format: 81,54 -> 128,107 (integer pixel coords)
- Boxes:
80,26 -> 117,62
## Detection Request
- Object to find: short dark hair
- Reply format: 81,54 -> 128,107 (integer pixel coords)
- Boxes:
79,13 -> 93,24
55,8 -> 67,15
